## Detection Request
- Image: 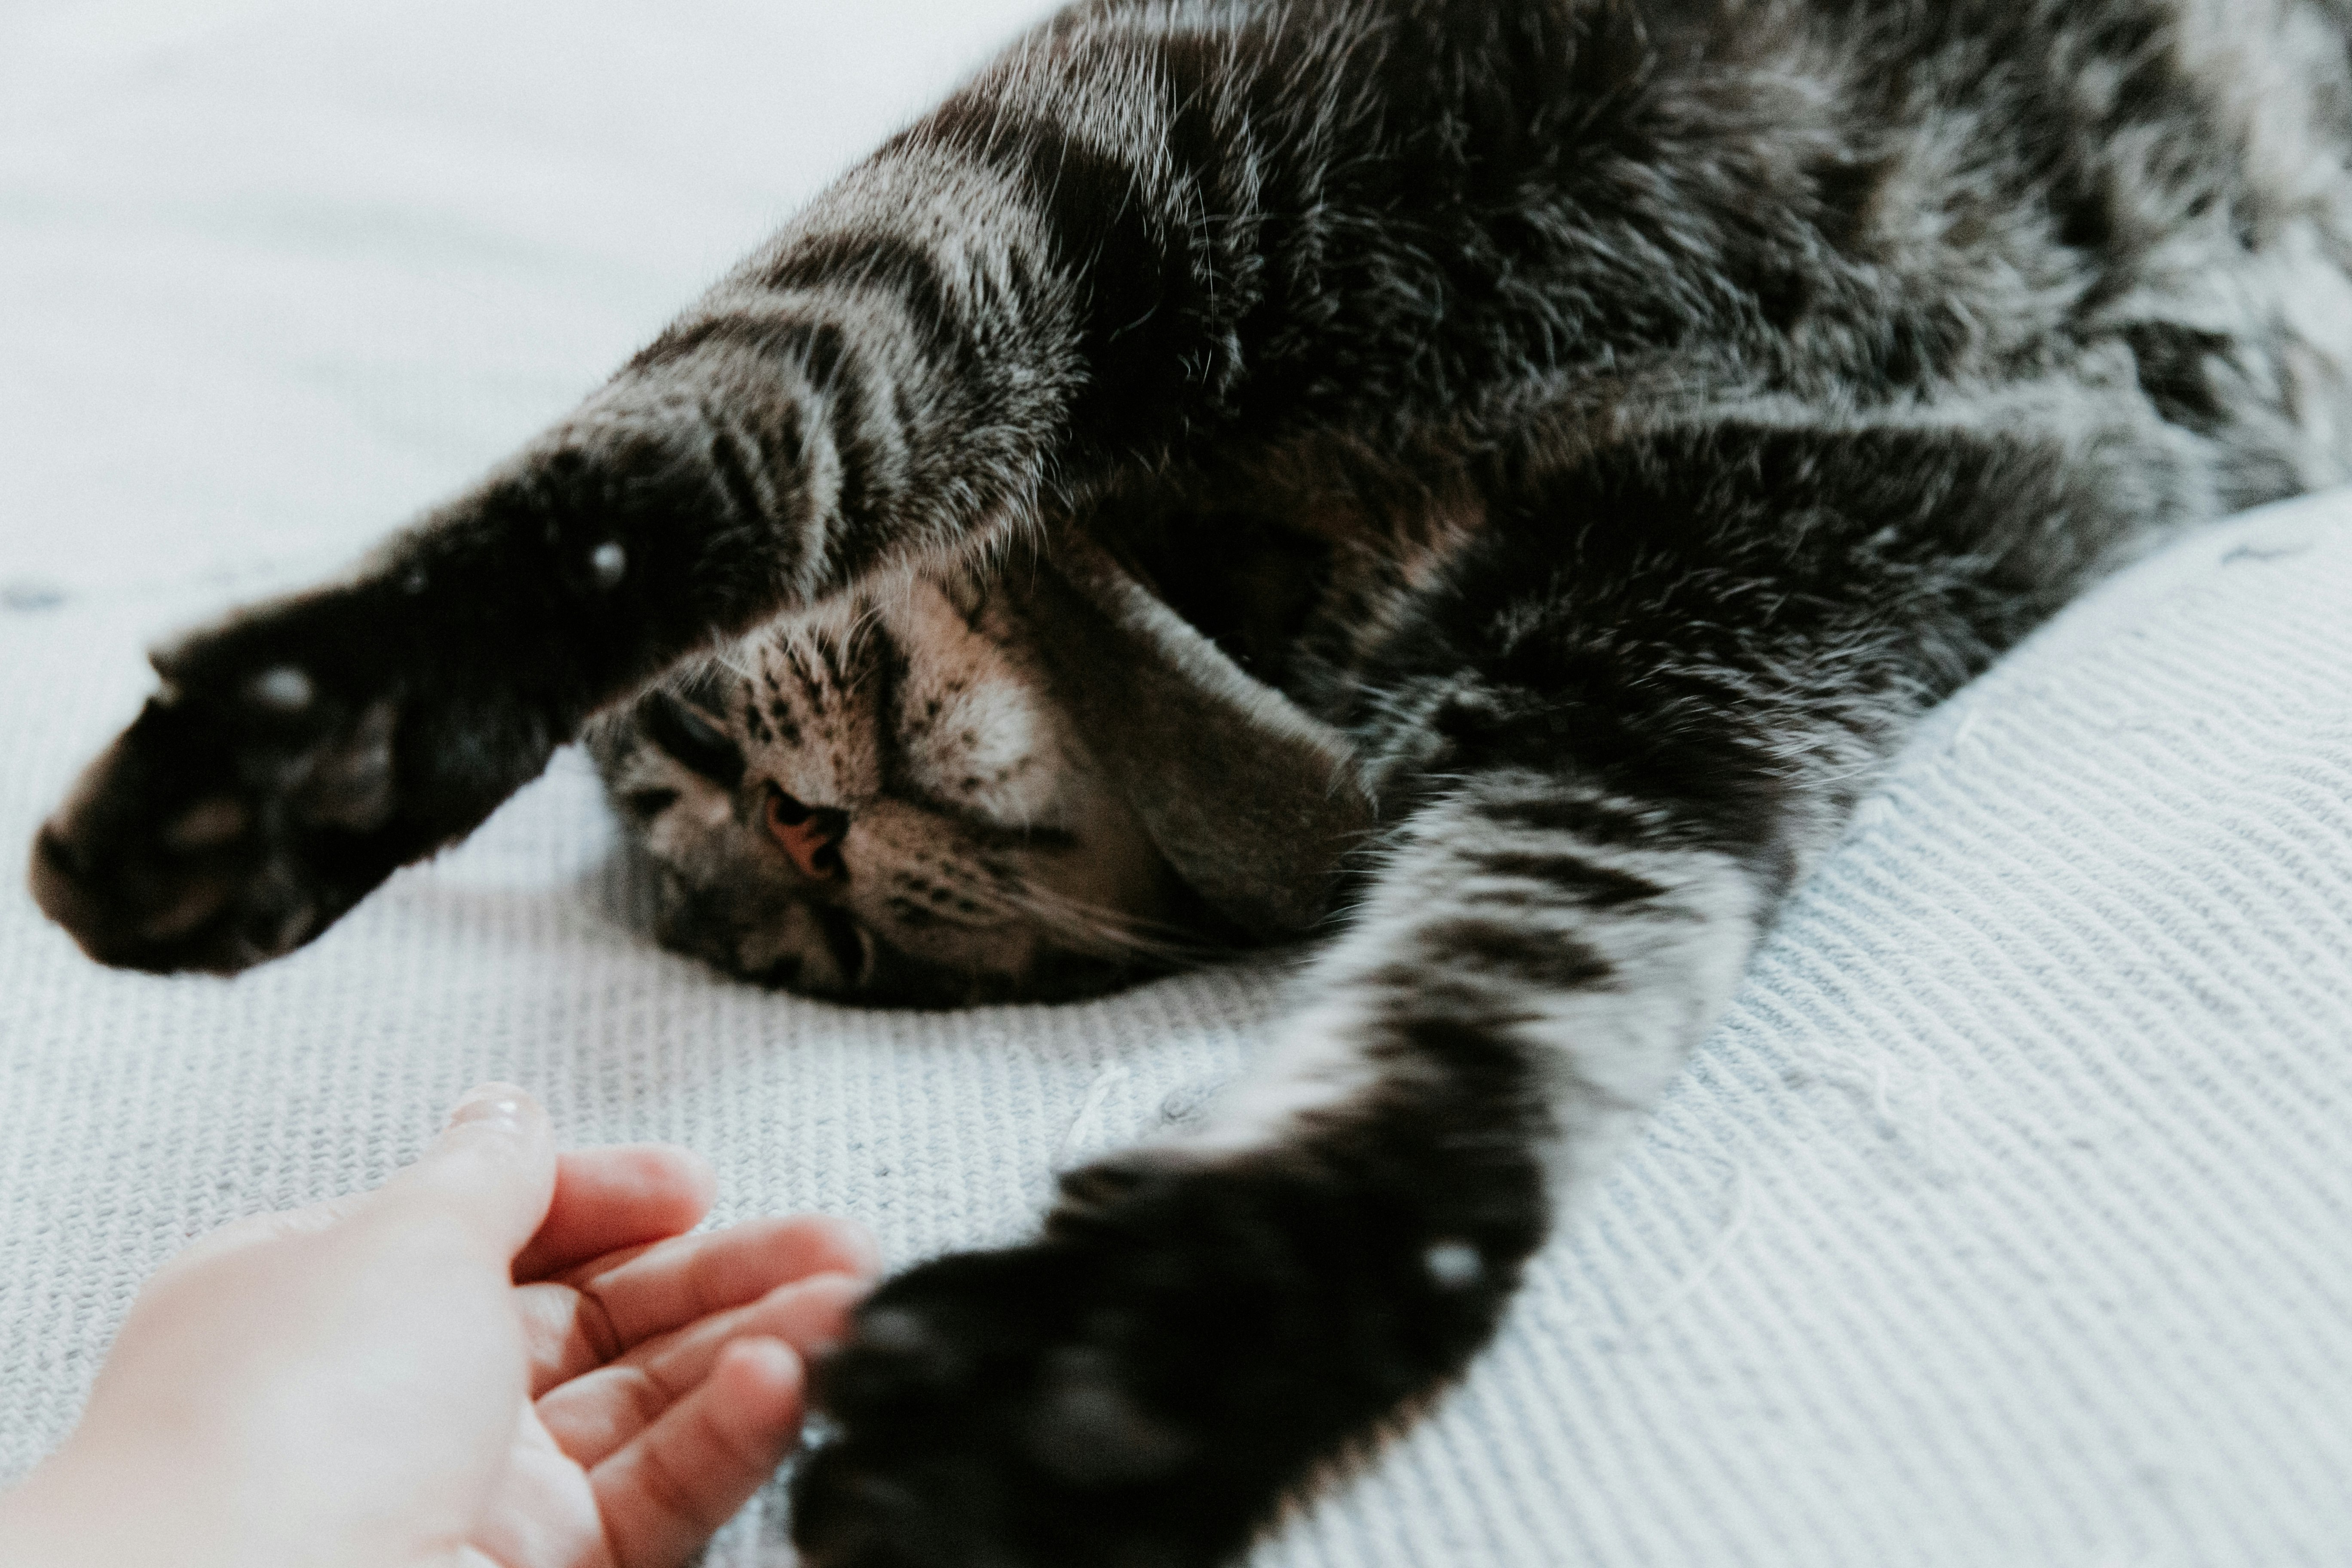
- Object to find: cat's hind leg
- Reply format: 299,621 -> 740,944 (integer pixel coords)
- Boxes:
787,766 -> 1767,1568
784,410 -> 2198,1568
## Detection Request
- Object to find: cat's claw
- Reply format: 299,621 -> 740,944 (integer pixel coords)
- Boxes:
791,1155 -> 1517,1568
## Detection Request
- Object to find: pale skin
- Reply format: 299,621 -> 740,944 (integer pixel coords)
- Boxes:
0,1085 -> 882,1568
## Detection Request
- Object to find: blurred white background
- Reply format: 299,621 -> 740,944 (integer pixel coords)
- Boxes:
0,0 -> 1047,594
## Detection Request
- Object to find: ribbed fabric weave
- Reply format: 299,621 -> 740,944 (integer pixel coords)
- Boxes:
8,485 -> 2351,1568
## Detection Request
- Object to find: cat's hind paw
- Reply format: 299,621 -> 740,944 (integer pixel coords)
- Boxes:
790,1155 -> 1525,1568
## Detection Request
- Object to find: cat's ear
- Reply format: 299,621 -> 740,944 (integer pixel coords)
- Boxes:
1017,535 -> 1375,941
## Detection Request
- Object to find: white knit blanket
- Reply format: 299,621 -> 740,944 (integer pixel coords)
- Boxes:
5,5 -> 2352,1564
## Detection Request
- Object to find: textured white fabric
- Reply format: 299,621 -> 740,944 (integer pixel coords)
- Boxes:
6,6 -> 2352,1565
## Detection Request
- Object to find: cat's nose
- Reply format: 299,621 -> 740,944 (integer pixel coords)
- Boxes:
766,785 -> 849,881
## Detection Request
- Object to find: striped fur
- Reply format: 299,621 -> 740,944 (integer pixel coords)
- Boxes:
30,2 -> 2352,1562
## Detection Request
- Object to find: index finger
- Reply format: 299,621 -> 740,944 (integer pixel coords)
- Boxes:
512,1146 -> 718,1283
565,1214 -> 882,1349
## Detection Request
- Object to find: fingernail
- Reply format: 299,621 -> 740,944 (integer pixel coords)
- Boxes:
448,1083 -> 531,1129
727,1336 -> 802,1388
836,1217 -> 886,1277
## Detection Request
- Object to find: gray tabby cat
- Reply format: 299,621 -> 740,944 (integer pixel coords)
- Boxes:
30,0 -> 2352,1562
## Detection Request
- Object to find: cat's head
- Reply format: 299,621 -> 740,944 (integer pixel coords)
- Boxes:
588,564 -> 1192,1006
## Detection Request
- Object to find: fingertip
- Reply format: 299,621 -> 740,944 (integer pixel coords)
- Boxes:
721,1335 -> 803,1392
434,1083 -> 553,1164
447,1081 -> 538,1130
655,1145 -> 720,1222
782,1214 -> 885,1281
386,1083 -> 557,1257
680,1214 -> 886,1311
830,1216 -> 885,1280
583,1144 -> 719,1226
760,1271 -> 873,1358
712,1337 -> 805,1444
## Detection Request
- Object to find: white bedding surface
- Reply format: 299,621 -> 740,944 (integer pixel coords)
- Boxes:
5,6 -> 2352,1565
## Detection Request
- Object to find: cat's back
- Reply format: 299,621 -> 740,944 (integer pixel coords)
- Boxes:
1068,0 -> 2352,464
1730,0 -> 2352,505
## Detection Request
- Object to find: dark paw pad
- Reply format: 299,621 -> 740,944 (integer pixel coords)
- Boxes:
793,1261 -> 1224,1568
31,658 -> 405,973
790,1157 -> 1531,1568
24,586 -> 523,974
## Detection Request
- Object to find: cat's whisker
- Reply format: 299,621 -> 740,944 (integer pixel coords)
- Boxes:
983,878 -> 1219,967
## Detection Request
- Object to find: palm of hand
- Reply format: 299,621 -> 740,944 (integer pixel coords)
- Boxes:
0,1110 -> 881,1568
460,1211 -> 873,1568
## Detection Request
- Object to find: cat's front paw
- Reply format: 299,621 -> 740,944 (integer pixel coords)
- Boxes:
792,1155 -> 1527,1568
28,586 -> 549,973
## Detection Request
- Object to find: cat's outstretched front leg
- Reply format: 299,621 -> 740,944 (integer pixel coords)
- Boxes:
27,133 -> 1102,972
788,767 -> 1768,1568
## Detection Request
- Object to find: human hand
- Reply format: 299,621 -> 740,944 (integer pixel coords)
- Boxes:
0,1085 -> 880,1568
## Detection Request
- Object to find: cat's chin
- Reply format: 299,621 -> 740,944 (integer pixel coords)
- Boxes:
712,937 -> 1183,1011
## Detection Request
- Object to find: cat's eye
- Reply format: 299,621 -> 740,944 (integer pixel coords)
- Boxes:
624,787 -> 680,819
638,692 -> 744,786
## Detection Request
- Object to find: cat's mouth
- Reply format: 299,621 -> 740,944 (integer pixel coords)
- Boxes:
718,896 -> 876,999
706,889 -> 1177,1009
808,902 -> 871,989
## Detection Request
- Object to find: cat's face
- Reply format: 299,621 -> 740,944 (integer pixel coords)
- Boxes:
589,568 -> 1185,1006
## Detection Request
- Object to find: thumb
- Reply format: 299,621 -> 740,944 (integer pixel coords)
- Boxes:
370,1083 -> 560,1263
